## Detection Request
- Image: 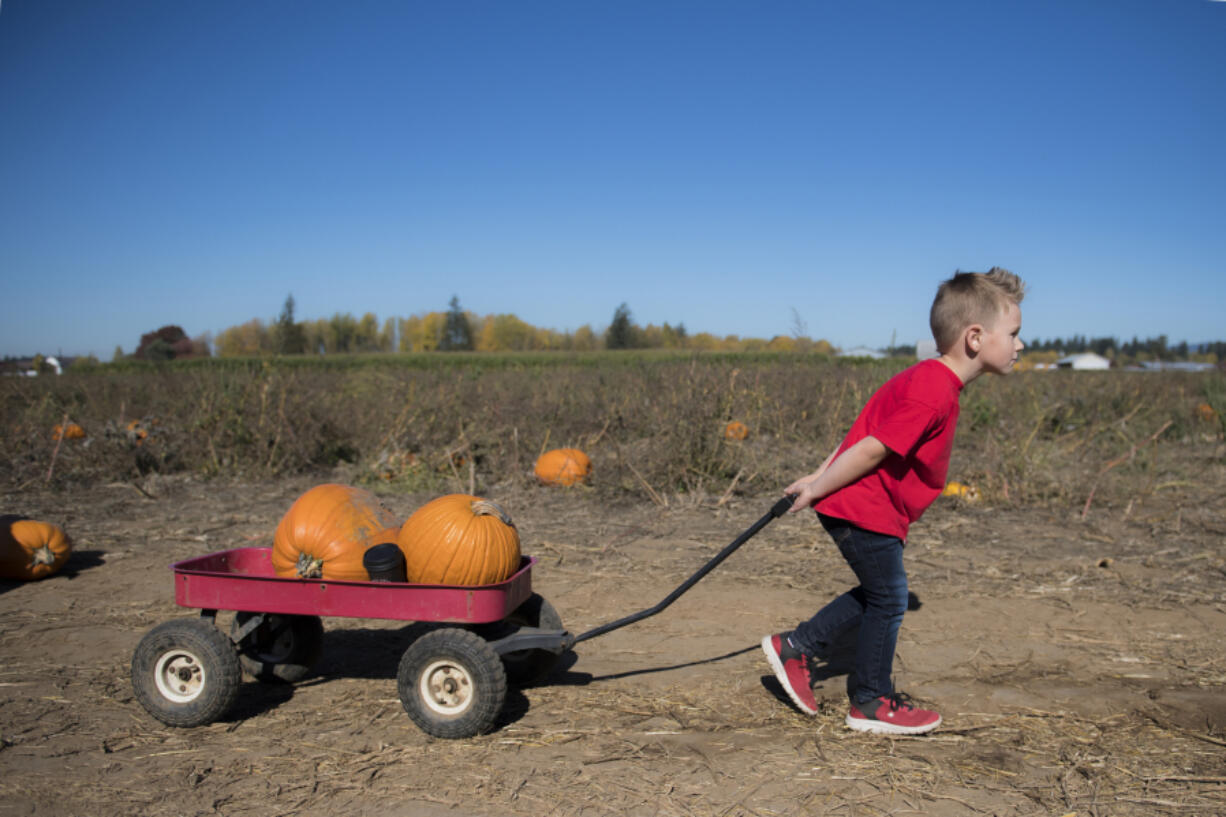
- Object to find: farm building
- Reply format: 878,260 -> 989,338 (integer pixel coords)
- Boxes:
837,346 -> 886,359
1138,360 -> 1215,372
0,356 -> 64,376
1056,352 -> 1111,370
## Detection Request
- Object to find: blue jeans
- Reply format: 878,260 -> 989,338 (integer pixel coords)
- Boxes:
790,514 -> 908,704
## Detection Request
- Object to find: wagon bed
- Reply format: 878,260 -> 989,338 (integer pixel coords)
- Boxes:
172,546 -> 535,624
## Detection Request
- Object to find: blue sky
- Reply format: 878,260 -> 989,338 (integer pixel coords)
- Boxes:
2,0 -> 1223,358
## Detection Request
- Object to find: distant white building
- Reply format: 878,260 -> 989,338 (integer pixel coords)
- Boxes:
916,339 -> 938,360
1056,352 -> 1111,370
1138,360 -> 1215,372
838,346 -> 886,359
5,356 -> 63,376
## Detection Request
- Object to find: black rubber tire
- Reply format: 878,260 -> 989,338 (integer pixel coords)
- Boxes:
474,593 -> 565,687
131,618 -> 241,728
398,627 -> 507,739
230,612 -> 323,683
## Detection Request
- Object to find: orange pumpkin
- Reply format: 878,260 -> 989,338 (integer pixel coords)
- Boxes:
51,423 -> 85,441
0,515 -> 72,581
1196,402 -> 1217,422
271,484 -> 401,580
724,421 -> 749,441
941,481 -> 981,502
533,448 -> 591,487
397,494 -> 521,586
126,419 -> 150,445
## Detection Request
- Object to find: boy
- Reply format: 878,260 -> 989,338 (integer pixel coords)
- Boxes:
762,267 -> 1025,735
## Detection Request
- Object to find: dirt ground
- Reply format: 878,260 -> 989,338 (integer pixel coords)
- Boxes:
2,472 -> 1224,817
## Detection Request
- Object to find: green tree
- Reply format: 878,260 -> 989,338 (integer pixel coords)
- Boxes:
144,339 -> 175,361
274,294 -> 307,355
606,302 -> 635,350
440,296 -> 474,351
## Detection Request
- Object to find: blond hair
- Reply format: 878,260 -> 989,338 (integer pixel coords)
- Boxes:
929,267 -> 1026,353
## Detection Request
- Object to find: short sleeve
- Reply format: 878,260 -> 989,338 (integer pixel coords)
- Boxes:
868,399 -> 939,458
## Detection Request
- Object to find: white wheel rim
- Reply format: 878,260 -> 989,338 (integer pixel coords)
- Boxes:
153,648 -> 206,704
419,658 -> 474,716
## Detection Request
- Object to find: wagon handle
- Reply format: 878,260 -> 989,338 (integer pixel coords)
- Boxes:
570,494 -> 796,646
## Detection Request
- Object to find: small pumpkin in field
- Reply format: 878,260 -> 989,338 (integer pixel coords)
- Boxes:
723,421 -> 749,441
0,515 -> 73,581
941,481 -> 980,502
125,419 -> 150,445
1196,402 -> 1217,423
271,484 -> 400,581
533,448 -> 591,487
51,423 -> 85,441
397,494 -> 521,586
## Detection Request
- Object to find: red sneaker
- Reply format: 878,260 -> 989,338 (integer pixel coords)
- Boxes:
846,693 -> 941,735
761,633 -> 818,715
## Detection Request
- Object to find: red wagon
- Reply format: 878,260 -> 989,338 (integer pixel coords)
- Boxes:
131,547 -> 563,739
131,497 -> 792,739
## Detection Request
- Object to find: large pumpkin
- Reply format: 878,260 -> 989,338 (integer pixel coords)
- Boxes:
271,484 -> 400,580
0,515 -> 72,581
533,448 -> 591,487
397,494 -> 521,586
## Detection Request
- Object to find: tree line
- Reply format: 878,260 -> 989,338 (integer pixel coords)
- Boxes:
1026,334 -> 1224,363
200,296 -> 835,358
106,296 -> 1221,364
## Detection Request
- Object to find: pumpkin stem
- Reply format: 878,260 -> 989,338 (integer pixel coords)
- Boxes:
295,552 -> 325,578
29,545 -> 56,567
470,499 -> 515,529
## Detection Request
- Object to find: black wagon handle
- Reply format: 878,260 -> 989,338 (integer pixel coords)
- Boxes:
487,495 -> 796,657
569,494 -> 796,645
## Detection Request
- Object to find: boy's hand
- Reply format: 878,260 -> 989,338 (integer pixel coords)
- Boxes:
784,480 -> 821,513
783,435 -> 890,514
784,449 -> 836,513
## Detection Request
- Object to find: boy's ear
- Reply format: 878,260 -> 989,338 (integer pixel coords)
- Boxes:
964,323 -> 984,355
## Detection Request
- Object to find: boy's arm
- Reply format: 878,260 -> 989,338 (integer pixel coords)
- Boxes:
785,435 -> 890,513
787,446 -> 838,489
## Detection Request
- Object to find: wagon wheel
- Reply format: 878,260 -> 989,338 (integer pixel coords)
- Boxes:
131,618 -> 241,728
398,627 -> 507,739
230,612 -> 323,683
474,593 -> 565,687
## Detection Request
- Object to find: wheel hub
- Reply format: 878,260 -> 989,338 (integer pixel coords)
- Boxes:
153,651 -> 205,703
421,660 -> 473,715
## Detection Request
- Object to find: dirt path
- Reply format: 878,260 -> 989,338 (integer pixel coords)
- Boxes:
2,475 -> 1224,816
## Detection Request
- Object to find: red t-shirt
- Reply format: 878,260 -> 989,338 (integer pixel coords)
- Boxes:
814,359 -> 963,540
